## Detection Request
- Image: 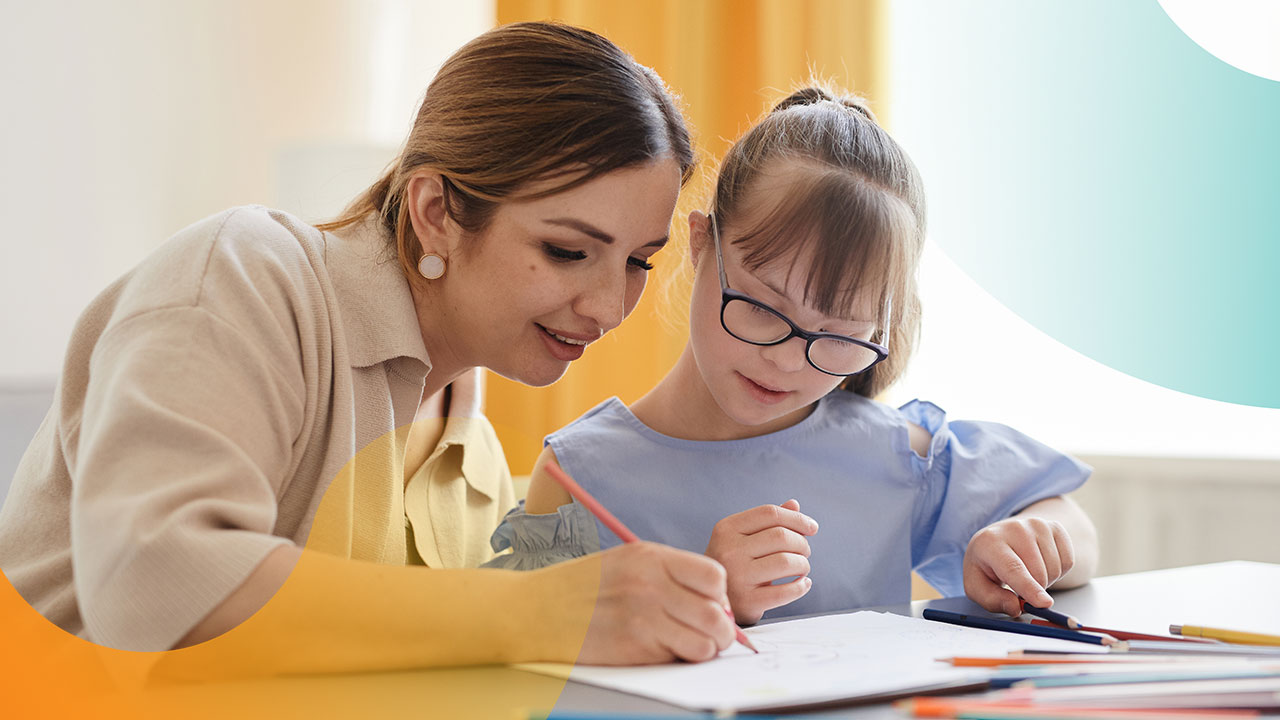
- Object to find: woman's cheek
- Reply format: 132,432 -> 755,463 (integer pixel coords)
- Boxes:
622,273 -> 647,318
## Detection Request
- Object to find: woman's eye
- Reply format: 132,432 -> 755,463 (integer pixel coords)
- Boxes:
628,256 -> 654,272
542,243 -> 587,262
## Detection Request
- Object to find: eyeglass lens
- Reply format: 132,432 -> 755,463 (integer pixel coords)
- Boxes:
721,297 -> 881,375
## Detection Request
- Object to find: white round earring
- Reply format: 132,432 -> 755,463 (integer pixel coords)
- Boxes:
417,253 -> 446,280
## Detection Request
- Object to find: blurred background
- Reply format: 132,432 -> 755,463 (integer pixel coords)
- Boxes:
2,1 -> 1276,584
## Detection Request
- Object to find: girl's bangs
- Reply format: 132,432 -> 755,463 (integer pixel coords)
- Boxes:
731,169 -> 918,331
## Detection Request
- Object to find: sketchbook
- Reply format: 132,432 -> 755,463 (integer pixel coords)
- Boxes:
515,610 -> 1104,712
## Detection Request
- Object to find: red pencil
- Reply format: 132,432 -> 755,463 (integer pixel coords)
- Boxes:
543,459 -> 760,654
1029,619 -> 1218,643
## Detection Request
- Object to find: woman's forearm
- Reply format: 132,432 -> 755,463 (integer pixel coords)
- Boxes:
162,547 -> 600,678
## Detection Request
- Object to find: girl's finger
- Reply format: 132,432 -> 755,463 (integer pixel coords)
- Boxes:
748,575 -> 812,613
1034,525 -> 1063,586
726,504 -> 819,536
964,560 -> 1021,616
1052,521 -> 1076,578
743,526 -> 811,559
1006,528 -> 1050,591
744,551 -> 810,587
987,546 -> 1051,610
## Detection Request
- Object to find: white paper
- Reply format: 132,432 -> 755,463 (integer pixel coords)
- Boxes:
532,611 -> 1106,712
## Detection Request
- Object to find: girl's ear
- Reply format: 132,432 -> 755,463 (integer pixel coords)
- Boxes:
688,210 -> 712,269
405,172 -> 460,259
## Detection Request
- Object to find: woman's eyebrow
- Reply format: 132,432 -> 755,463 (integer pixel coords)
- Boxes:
543,217 -> 614,244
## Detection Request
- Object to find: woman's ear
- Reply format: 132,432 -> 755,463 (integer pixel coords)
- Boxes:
405,172 -> 457,259
688,210 -> 711,269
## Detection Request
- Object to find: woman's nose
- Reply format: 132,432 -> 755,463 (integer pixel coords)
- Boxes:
573,268 -> 628,333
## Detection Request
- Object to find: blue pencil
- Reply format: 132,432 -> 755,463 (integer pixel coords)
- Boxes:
1019,599 -> 1079,629
922,608 -> 1114,646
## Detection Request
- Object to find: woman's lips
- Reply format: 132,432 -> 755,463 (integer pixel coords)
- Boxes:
537,324 -> 590,361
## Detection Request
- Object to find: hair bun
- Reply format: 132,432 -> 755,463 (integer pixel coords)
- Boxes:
770,85 -> 877,123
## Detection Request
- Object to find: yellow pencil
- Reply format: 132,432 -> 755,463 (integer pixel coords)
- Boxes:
1171,624 -> 1280,646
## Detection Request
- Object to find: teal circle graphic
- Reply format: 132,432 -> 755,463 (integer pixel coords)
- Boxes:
891,1 -> 1280,408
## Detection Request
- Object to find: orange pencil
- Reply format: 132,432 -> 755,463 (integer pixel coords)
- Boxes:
544,459 -> 759,654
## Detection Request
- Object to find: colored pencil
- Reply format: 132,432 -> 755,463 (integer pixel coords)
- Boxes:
1114,640 -> 1280,657
544,459 -> 759,654
524,707 -> 752,712
1006,666 -> 1280,689
942,655 -> 1193,667
1030,620 -> 1216,644
1021,601 -> 1080,629
1171,624 -> 1280,647
897,696 -> 1259,718
923,609 -> 1116,646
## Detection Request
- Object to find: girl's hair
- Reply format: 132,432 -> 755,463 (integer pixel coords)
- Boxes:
319,21 -> 695,281
710,84 -> 926,398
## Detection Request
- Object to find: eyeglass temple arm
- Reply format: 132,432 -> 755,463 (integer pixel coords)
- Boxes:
710,212 -> 730,289
881,296 -> 892,348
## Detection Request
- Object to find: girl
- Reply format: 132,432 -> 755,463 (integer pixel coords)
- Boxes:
0,22 -> 738,666
488,86 -> 1098,625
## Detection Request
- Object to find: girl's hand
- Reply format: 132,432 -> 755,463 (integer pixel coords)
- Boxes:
962,516 -> 1076,617
576,542 -> 737,665
704,499 -> 818,625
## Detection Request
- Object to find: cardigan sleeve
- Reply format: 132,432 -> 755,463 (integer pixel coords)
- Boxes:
72,303 -> 303,651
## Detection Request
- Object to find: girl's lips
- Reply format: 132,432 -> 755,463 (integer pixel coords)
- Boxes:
736,371 -> 792,405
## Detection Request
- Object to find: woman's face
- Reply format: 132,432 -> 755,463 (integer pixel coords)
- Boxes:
438,159 -> 682,387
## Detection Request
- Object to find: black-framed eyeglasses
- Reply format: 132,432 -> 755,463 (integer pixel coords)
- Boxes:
710,214 -> 890,377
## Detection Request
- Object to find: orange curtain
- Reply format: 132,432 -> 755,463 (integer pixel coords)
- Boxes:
487,0 -> 889,473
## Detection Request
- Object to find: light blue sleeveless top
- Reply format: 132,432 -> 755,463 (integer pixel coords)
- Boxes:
486,393 -> 1090,620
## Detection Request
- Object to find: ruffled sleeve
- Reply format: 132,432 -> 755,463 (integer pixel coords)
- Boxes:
483,499 -> 601,571
902,400 -> 1092,598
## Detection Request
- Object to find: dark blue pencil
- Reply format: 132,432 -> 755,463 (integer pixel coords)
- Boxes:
1019,599 -> 1080,629
922,608 -> 1114,646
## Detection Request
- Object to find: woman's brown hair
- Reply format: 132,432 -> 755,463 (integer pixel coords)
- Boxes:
319,21 -> 695,281
710,84 -> 927,398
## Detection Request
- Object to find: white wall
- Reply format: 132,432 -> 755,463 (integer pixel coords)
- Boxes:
884,242 -> 1280,460
0,0 -> 492,379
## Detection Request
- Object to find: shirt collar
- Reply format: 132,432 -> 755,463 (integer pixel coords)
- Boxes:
324,216 -> 432,371
438,369 -> 499,497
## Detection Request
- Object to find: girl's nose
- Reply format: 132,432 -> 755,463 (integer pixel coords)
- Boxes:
758,336 -> 809,373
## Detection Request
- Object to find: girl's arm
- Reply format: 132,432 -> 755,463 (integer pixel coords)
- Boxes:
523,446 -> 574,514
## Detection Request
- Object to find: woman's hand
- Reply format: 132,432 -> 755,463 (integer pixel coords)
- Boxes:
962,515 -> 1076,617
705,499 -> 818,625
575,542 -> 738,665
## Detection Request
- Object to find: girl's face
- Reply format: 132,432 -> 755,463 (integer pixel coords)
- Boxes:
431,159 -> 682,387
686,200 -> 882,432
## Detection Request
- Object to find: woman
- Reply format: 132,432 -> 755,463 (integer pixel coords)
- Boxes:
0,22 -> 735,668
